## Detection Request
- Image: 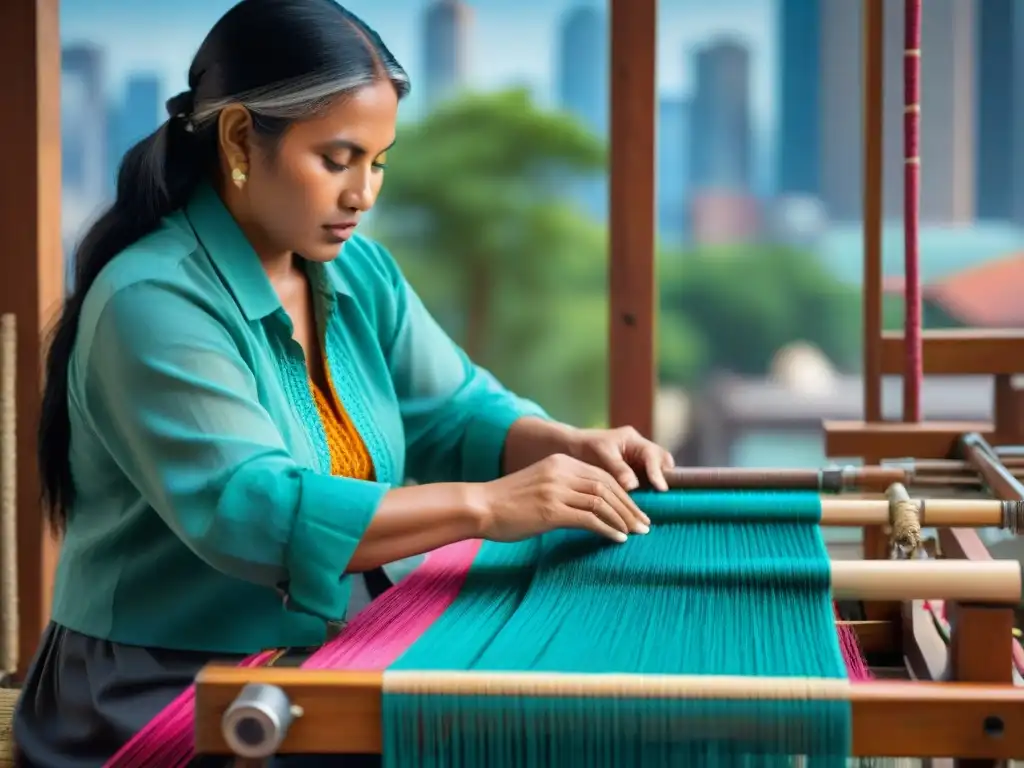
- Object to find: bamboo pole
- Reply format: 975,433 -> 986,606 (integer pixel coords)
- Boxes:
0,314 -> 17,678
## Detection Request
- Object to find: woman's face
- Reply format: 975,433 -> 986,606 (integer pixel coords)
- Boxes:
229,79 -> 399,263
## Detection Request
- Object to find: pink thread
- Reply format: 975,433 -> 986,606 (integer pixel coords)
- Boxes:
834,604 -> 872,682
105,539 -> 482,768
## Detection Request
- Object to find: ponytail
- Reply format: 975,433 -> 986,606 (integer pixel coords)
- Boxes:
39,103 -> 215,531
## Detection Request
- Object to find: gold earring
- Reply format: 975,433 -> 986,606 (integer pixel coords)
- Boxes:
231,167 -> 248,188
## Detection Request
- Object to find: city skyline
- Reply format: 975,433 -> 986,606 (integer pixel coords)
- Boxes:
59,0 -> 1024,259
61,0 -> 774,102
61,0 -> 778,193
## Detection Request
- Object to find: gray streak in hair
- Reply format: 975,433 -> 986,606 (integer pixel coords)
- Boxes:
190,67 -> 410,128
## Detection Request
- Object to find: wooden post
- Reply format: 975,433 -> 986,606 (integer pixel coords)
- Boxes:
861,0 -> 889,564
992,374 -> 1024,443
948,604 -> 1014,768
0,0 -> 63,679
862,0 -> 884,431
608,0 -> 656,438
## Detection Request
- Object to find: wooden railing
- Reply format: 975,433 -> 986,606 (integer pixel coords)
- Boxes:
826,331 -> 1024,461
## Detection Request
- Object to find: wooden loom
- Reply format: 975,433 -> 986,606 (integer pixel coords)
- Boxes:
192,479 -> 1024,764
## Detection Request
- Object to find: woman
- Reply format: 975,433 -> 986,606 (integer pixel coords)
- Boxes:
15,0 -> 673,765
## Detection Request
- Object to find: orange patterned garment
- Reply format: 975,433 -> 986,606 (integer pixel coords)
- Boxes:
309,355 -> 375,482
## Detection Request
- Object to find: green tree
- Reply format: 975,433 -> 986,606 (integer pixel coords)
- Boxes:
372,89 -> 613,424
658,245 -> 861,383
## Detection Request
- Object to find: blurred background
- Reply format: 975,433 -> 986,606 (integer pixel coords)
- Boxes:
60,0 -> 1024,471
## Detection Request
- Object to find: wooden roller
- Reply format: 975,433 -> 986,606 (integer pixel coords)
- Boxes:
193,666 -> 1024,759
663,466 -> 905,493
829,560 -> 1020,603
652,493 -> 1021,531
820,497 -> 1018,529
664,464 -> 1024,493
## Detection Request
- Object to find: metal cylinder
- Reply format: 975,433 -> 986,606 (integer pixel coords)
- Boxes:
221,683 -> 297,758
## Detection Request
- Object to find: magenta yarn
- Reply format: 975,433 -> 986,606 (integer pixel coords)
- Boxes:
104,539 -> 482,768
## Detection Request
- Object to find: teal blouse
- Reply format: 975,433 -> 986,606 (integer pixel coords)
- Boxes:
51,183 -> 546,653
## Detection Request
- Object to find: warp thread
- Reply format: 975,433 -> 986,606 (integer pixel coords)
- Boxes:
384,492 -> 857,766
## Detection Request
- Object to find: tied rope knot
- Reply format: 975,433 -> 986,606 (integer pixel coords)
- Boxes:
884,483 -> 922,557
166,90 -> 196,132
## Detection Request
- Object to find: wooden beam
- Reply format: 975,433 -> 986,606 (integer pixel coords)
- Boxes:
0,0 -> 63,679
194,666 -> 1024,760
881,330 -> 1024,376
608,0 -> 656,437
822,421 -> 994,461
861,0 -> 885,425
860,0 -> 887,568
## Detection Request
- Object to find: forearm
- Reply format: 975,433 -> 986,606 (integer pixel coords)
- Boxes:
347,482 -> 486,572
501,416 -> 579,475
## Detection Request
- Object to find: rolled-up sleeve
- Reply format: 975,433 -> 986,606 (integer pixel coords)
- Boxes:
80,281 -> 387,621
384,266 -> 549,484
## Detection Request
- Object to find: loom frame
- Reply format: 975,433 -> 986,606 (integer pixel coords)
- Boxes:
815,4 -> 1024,768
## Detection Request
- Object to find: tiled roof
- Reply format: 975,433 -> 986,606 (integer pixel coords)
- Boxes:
881,254 -> 1024,327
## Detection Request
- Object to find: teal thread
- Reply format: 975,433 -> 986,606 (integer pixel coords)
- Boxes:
384,491 -> 852,766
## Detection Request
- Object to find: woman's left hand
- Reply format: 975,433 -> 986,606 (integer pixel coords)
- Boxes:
568,426 -> 675,492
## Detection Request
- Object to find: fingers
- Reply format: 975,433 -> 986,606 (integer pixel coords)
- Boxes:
604,455 -> 640,492
560,490 -> 630,542
587,462 -> 651,528
536,453 -> 651,538
643,446 -> 675,492
564,466 -> 650,533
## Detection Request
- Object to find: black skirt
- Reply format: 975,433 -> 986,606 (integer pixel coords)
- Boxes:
14,569 -> 395,768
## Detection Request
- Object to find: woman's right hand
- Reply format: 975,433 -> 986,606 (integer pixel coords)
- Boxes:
474,454 -> 651,544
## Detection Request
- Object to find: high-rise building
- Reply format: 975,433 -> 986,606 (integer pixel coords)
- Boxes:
657,98 -> 690,242
422,0 -> 471,112
777,0 -> 820,196
557,4 -> 608,138
688,38 -> 752,193
109,73 -> 162,187
819,0 -> 863,221
976,0 -> 1024,224
556,4 -> 609,222
62,44 -> 107,201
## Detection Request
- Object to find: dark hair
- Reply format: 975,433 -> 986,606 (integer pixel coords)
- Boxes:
40,0 -> 410,531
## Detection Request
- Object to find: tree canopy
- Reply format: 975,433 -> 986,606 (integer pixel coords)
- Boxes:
372,89 -> 863,427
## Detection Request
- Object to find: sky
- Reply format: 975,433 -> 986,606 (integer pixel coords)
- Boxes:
60,0 -> 778,129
